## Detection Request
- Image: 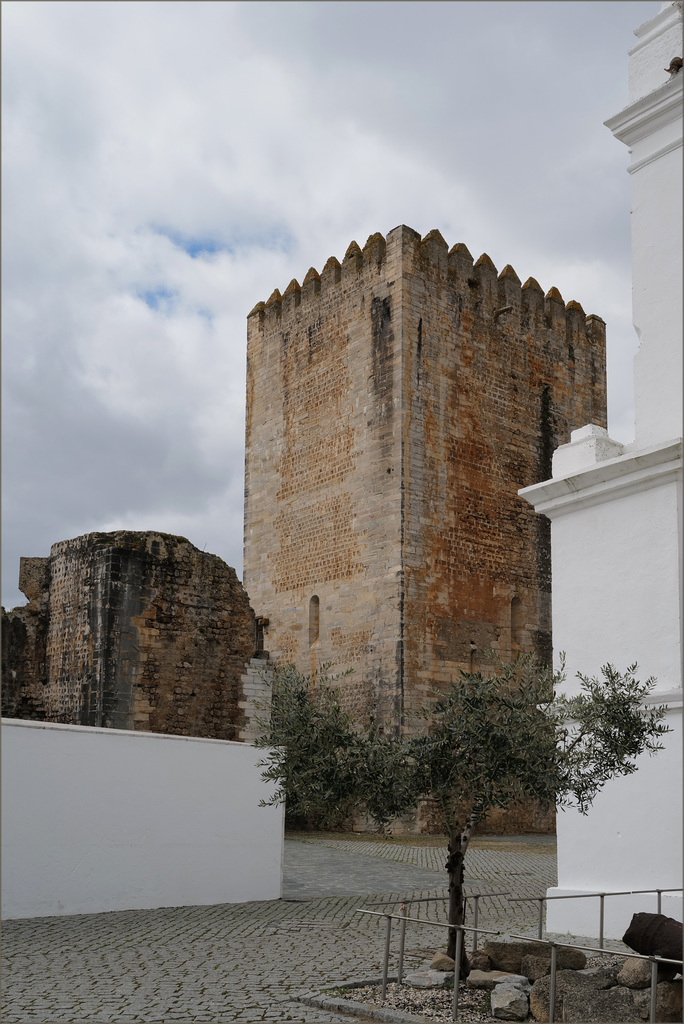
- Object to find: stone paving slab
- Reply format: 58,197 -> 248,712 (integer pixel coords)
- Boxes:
1,835 -> 556,1023
284,841 -> 463,899
298,982 -> 429,1024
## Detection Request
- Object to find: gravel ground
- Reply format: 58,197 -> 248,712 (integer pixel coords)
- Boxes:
338,981 -> 490,1023
335,954 -> 627,1021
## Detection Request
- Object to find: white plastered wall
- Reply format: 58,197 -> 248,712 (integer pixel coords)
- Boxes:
546,445 -> 682,693
1,719 -> 284,919
521,441 -> 683,937
519,1 -> 683,940
547,714 -> 682,939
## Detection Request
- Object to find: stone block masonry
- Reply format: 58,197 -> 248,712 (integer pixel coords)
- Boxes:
244,225 -> 606,734
2,531 -> 257,740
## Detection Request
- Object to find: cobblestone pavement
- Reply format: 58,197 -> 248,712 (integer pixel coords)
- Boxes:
2,835 -> 557,1023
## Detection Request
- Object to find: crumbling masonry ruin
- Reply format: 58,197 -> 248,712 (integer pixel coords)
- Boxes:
243,225 -> 607,732
1,531 -> 266,741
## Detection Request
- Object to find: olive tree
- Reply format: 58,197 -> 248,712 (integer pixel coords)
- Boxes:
255,663 -> 413,828
256,656 -> 669,964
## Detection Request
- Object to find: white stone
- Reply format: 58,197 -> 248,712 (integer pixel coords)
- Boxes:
403,969 -> 451,988
490,983 -> 530,1020
495,974 -> 531,992
551,424 -> 624,478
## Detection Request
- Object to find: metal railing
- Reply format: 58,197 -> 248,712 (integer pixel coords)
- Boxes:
356,906 -> 504,1019
510,886 -> 682,947
354,888 -> 683,1023
509,932 -> 682,1024
365,889 -> 509,958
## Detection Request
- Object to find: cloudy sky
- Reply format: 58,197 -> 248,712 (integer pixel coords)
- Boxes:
2,0 -> 661,609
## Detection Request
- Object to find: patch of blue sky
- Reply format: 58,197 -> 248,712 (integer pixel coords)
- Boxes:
138,286 -> 178,312
150,223 -> 295,259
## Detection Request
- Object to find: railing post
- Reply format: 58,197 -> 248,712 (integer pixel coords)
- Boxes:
656,889 -> 662,915
537,898 -> 544,939
598,895 -> 605,949
548,942 -> 557,1024
397,904 -> 408,984
381,914 -> 392,1002
472,896 -> 480,952
452,927 -> 464,1022
649,957 -> 658,1023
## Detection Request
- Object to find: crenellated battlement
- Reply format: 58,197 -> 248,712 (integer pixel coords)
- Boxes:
247,226 -> 604,349
302,267 -> 321,293
322,255 -> 341,286
362,232 -> 386,266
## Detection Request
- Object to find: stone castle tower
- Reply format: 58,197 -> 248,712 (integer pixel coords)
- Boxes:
243,225 -> 606,731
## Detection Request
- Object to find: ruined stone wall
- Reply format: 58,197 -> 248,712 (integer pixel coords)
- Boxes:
2,532 -> 256,740
1,559 -> 50,720
244,224 -> 606,737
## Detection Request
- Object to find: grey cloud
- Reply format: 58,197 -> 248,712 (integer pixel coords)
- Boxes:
2,0 -> 661,609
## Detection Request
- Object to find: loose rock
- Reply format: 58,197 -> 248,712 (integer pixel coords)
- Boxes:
521,947 -> 587,980
623,913 -> 683,965
530,968 -> 640,1022
520,955 -> 551,981
469,949 -> 492,972
430,952 -> 456,971
557,987 -> 641,1022
617,957 -> 655,989
467,971 -> 529,991
484,938 -> 550,973
491,982 -> 530,1020
576,965 -> 620,988
403,969 -> 452,989
619,953 -> 679,984
632,980 -> 683,1022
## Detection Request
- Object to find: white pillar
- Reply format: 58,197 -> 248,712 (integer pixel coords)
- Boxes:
519,2 -> 682,940
605,1 -> 683,448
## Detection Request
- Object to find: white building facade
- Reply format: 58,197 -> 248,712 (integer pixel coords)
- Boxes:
520,1 -> 682,939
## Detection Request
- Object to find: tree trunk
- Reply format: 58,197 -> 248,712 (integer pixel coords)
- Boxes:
445,838 -> 470,976
445,811 -> 480,976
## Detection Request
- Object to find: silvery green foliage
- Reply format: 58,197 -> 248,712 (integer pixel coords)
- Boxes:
256,655 -> 669,833
254,663 -> 362,826
552,661 -> 669,814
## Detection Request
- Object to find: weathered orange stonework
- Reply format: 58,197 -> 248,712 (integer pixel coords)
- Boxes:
244,225 -> 606,733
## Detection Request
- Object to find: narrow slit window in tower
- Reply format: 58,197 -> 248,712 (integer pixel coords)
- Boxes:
309,596 -> 320,646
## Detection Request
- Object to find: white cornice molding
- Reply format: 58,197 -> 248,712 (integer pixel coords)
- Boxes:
630,2 -> 683,55
628,136 -> 682,174
519,438 -> 682,518
605,75 -> 683,147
